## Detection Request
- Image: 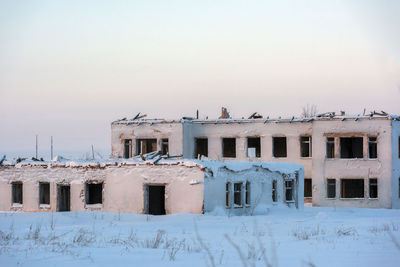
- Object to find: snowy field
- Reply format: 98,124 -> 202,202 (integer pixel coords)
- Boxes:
0,207 -> 399,267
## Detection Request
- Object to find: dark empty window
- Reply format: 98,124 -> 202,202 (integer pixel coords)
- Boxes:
247,137 -> 261,158
12,182 -> 23,204
245,181 -> 251,205
39,182 -> 50,205
222,138 -> 236,158
327,179 -> 336,198
195,138 -> 208,158
85,183 -> 103,205
341,179 -> 364,198
369,178 -> 378,199
304,178 -> 312,198
326,137 -> 335,158
368,137 -> 377,159
136,139 -> 157,155
123,139 -> 132,158
161,139 -> 169,155
285,180 -> 294,201
272,180 -> 277,202
399,137 -> 400,158
340,137 -> 363,158
234,182 -> 242,206
273,137 -> 287,158
226,182 -> 231,208
300,136 -> 312,157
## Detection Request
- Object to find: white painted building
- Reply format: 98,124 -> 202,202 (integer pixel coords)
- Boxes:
111,111 -> 400,209
0,159 -> 303,214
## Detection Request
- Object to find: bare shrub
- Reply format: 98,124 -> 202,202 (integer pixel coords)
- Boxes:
292,225 -> 325,240
335,226 -> 357,237
73,228 -> 95,246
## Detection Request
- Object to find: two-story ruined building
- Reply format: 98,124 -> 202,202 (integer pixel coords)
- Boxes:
111,110 -> 400,209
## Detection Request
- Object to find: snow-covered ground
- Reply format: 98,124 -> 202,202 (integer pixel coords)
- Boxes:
0,207 -> 399,267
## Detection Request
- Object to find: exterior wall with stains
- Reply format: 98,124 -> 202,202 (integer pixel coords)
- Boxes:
312,118 -> 392,208
392,120 -> 400,209
111,121 -> 183,158
183,120 -> 313,179
0,163 -> 204,214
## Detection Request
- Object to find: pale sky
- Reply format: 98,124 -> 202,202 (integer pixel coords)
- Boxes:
0,0 -> 399,159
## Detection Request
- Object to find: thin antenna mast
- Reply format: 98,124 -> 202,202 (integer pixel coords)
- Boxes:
35,135 -> 38,159
91,145 -> 95,160
51,136 -> 53,160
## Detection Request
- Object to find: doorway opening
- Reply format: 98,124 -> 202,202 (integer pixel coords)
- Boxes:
57,185 -> 70,212
146,185 -> 166,215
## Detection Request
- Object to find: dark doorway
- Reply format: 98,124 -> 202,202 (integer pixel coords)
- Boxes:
57,185 -> 70,212
148,185 -> 165,215
195,138 -> 208,158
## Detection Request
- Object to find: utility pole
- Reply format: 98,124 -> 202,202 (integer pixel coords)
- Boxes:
91,145 -> 95,160
35,135 -> 38,159
51,136 -> 53,160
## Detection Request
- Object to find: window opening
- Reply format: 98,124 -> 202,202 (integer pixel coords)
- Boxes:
233,182 -> 242,206
369,178 -> 378,199
85,183 -> 103,205
368,137 -> 377,159
304,178 -> 312,198
123,139 -> 132,158
161,139 -> 169,155
273,137 -> 287,158
12,182 -> 23,204
285,180 -> 294,201
326,137 -> 335,158
136,139 -> 157,155
340,137 -> 363,158
247,137 -> 261,158
272,180 -> 277,202
195,138 -> 208,158
341,179 -> 364,198
222,138 -> 236,158
300,136 -> 312,157
226,182 -> 231,208
245,181 -> 250,205
327,179 -> 336,198
39,182 -> 50,205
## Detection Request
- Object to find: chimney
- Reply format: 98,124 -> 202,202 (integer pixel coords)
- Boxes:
219,107 -> 230,119
340,110 -> 345,116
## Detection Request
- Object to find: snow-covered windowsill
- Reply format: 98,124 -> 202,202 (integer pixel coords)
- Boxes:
12,203 -> 23,208
39,204 -> 51,209
85,204 -> 103,209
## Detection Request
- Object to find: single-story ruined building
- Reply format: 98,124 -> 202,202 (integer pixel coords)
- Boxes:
111,109 -> 400,209
0,159 -> 304,214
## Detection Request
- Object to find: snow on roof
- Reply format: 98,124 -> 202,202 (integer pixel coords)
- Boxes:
0,156 -> 302,175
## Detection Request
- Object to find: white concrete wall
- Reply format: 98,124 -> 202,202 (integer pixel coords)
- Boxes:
312,119 -> 392,208
203,164 -> 304,215
392,120 -> 400,209
0,164 -> 204,214
183,121 -> 313,179
111,122 -> 183,158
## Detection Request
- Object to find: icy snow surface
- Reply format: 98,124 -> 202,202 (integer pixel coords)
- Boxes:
0,207 -> 399,267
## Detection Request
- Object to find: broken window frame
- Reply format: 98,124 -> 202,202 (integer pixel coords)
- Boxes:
285,180 -> 294,202
340,137 -> 363,159
39,182 -> 50,206
245,181 -> 251,206
233,182 -> 243,207
300,136 -> 312,158
247,137 -> 261,158
161,138 -> 169,155
326,137 -> 335,158
11,182 -> 23,205
304,178 -> 312,198
368,137 -> 377,159
327,179 -> 336,199
369,178 -> 378,199
273,136 -> 287,158
341,179 -> 365,199
195,138 -> 208,159
222,138 -> 236,158
85,182 -> 103,206
272,180 -> 277,202
123,139 -> 132,159
226,182 -> 232,208
136,138 -> 157,155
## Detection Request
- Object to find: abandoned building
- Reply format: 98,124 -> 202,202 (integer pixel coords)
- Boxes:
0,159 -> 304,214
111,109 -> 400,209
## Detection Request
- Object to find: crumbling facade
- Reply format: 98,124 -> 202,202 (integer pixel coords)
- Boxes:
111,110 -> 400,209
0,160 -> 304,214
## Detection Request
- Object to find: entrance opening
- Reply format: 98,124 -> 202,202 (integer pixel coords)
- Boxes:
57,185 -> 70,212
148,185 -> 165,215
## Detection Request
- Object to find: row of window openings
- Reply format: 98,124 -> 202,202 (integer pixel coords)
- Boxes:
326,137 -> 377,159
123,139 -> 169,158
326,178 -> 378,199
196,137 -> 310,159
225,180 -> 294,208
11,182 -> 103,206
